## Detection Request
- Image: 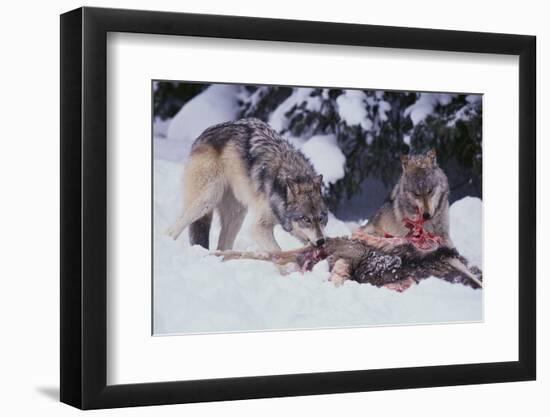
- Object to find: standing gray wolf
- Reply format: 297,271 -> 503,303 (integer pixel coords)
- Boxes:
364,149 -> 452,245
166,118 -> 328,251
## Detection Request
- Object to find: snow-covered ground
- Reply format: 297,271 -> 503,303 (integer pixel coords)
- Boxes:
153,159 -> 483,335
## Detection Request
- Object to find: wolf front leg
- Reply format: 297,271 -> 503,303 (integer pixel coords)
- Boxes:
217,189 -> 247,250
251,219 -> 281,252
251,218 -> 305,274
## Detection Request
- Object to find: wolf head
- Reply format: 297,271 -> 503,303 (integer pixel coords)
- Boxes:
282,175 -> 328,246
399,149 -> 447,220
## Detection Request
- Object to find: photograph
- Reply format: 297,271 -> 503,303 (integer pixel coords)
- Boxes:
53,3 -> 538,412
152,81 -> 483,335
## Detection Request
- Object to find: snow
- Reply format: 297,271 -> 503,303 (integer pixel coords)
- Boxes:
153,117 -> 171,138
153,137 -> 191,163
268,88 -> 322,132
404,93 -> 456,125
377,100 -> 391,122
166,84 -> 241,141
336,90 -> 373,130
450,196 -> 482,267
153,159 -> 483,335
466,94 -> 482,104
447,95 -> 482,127
239,86 -> 268,111
300,134 -> 346,185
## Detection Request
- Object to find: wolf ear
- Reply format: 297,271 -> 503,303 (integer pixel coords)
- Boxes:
426,148 -> 437,164
313,174 -> 323,187
400,154 -> 410,169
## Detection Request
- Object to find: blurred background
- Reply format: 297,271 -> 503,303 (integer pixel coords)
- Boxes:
153,81 -> 482,221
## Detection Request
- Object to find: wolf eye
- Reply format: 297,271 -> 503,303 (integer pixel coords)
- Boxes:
301,216 -> 311,223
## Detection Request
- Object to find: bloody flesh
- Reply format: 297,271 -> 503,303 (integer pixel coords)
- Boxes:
354,207 -> 443,252
299,245 -> 328,272
400,208 -> 443,251
300,209 -> 444,273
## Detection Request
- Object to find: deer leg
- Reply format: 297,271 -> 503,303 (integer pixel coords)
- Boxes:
329,258 -> 351,287
214,246 -> 307,266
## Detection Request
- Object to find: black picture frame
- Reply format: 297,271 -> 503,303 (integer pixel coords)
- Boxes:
60,6 -> 536,410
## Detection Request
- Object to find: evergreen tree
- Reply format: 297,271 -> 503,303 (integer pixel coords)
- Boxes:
154,82 -> 482,212
237,86 -> 482,210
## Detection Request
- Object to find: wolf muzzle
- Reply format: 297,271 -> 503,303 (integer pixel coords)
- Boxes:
421,195 -> 432,220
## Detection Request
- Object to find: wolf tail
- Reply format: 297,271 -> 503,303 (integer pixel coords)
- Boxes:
189,211 -> 213,249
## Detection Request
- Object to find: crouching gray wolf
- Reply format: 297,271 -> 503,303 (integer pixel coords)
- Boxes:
364,149 -> 452,245
166,118 -> 328,251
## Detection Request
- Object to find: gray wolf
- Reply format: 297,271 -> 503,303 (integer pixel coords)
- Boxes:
364,149 -> 452,245
166,118 -> 328,251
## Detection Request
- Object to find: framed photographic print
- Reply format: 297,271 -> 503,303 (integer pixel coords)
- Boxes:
60,6 -> 536,409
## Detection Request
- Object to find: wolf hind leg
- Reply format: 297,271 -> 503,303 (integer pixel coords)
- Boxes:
166,196 -> 218,242
217,189 -> 247,250
166,154 -> 225,242
165,186 -> 221,241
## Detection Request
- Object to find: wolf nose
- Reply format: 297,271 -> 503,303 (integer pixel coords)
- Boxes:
423,212 -> 431,220
316,238 -> 326,247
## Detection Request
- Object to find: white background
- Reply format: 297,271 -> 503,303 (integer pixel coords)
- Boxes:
0,0 -> 545,416
108,33 -> 516,384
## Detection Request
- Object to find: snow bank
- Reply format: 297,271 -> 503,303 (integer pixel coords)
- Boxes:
450,196 -> 482,268
166,84 -> 241,141
300,134 -> 346,185
153,159 -> 482,335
